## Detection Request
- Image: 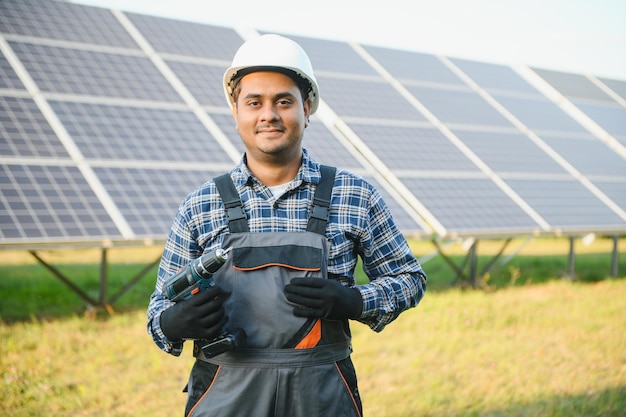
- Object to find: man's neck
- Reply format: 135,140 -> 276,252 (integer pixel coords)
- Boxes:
246,154 -> 302,186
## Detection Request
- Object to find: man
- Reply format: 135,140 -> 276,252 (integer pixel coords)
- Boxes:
147,34 -> 426,417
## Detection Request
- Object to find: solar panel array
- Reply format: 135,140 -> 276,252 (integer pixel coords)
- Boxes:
1,0 -> 625,249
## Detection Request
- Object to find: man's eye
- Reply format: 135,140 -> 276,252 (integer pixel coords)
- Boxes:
277,99 -> 292,106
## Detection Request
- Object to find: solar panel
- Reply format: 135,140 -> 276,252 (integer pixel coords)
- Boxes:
540,134 -> 626,177
362,175 -> 426,234
0,163 -> 120,242
0,0 -> 139,48
406,86 -> 514,127
532,68 -> 618,103
400,177 -> 539,234
299,123 -> 365,170
450,130 -> 568,174
598,77 -> 626,102
208,113 -> 246,154
450,58 -> 540,94
0,52 -> 25,89
93,167 -> 222,238
126,13 -> 243,60
318,75 -> 428,121
10,42 -> 183,101
0,96 -> 69,158
493,94 -> 590,133
363,45 -> 465,86
593,181 -> 626,210
166,60 -> 230,107
504,178 -> 625,228
1,0 -> 625,251
49,101 -> 233,163
276,34 -> 378,76
570,101 -> 626,139
349,124 -> 479,172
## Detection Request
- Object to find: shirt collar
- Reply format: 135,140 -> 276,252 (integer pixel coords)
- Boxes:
233,148 -> 322,188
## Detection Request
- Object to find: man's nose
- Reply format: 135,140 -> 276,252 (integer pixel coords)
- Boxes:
259,104 -> 279,121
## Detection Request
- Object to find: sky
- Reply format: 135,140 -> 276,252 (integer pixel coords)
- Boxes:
74,0 -> 626,81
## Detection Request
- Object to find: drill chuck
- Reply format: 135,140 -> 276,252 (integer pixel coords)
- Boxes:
164,247 -> 231,302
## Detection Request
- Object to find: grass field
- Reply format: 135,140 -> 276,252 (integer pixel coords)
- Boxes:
1,237 -> 625,416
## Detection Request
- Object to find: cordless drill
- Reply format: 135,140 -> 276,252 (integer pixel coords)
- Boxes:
163,247 -> 245,357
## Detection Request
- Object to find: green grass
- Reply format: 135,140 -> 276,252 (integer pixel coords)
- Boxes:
1,237 -> 623,321
0,237 -> 625,416
1,280 -> 624,417
0,262 -> 159,321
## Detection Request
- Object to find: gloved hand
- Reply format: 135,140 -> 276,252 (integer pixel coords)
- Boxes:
284,277 -> 363,320
160,286 -> 228,342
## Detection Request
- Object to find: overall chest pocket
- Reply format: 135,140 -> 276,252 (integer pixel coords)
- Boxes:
232,244 -> 323,272
218,237 -> 328,349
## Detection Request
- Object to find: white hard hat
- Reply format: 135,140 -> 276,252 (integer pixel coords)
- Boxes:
223,34 -> 320,114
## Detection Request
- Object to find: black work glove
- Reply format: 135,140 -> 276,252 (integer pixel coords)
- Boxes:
284,277 -> 363,320
160,286 -> 228,342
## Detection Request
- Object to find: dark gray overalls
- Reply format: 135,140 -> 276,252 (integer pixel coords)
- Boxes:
184,166 -> 363,417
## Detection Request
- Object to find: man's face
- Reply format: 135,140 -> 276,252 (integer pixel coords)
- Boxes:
232,71 -> 311,166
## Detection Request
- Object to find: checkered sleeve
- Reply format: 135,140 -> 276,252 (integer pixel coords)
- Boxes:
146,196 -> 203,356
352,183 -> 427,332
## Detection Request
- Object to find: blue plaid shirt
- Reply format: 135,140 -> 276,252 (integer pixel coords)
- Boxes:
148,149 -> 426,355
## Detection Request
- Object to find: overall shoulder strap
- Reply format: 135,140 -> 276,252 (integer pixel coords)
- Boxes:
307,165 -> 336,235
214,173 -> 249,233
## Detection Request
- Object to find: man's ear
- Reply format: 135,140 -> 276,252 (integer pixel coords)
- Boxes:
303,99 -> 312,128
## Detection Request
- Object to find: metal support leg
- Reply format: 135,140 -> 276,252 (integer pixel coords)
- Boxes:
29,248 -> 161,313
100,248 -> 108,306
567,236 -> 575,278
468,240 -> 478,288
611,235 -> 619,277
109,255 -> 161,305
29,250 -> 99,307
